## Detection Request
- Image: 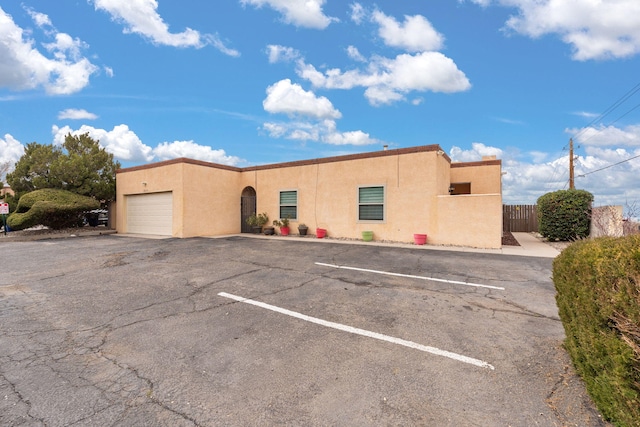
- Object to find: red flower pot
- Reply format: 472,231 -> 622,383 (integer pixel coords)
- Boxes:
413,233 -> 427,245
316,228 -> 326,238
280,226 -> 290,236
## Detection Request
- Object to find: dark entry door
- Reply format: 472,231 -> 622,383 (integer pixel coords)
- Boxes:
241,187 -> 256,233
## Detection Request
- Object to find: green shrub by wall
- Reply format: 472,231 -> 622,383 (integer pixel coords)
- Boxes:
537,189 -> 593,241
553,236 -> 640,426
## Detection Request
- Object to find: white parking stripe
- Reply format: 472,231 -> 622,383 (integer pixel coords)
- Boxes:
315,262 -> 505,291
218,292 -> 495,370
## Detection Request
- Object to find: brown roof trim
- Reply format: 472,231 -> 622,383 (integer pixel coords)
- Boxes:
117,145 -> 446,174
117,157 -> 243,174
451,159 -> 502,168
243,144 -> 443,171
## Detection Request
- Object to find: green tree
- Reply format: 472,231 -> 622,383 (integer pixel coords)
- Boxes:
6,134 -> 120,202
52,133 -> 120,201
6,143 -> 62,196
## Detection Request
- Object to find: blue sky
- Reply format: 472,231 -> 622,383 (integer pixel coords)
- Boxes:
1,0 -> 639,208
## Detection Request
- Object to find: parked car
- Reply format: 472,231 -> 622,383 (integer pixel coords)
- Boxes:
85,209 -> 108,227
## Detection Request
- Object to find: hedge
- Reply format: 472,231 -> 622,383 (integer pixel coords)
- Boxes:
553,236 -> 640,426
6,188 -> 99,230
537,189 -> 593,241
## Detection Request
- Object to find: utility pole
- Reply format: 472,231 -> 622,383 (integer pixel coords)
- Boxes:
569,138 -> 575,189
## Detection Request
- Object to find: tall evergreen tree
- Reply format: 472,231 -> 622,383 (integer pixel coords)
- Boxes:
6,133 -> 120,202
6,143 -> 62,196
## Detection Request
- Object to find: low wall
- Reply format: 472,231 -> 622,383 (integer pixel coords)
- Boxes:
590,205 -> 623,238
436,194 -> 502,249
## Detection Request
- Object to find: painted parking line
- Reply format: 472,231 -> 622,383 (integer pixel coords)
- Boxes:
218,292 -> 495,370
315,262 -> 505,291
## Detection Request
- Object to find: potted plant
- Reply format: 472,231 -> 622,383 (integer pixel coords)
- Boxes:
298,223 -> 308,236
246,212 -> 269,234
272,216 -> 291,236
263,225 -> 275,235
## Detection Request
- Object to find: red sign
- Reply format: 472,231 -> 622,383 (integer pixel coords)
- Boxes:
0,203 -> 8,214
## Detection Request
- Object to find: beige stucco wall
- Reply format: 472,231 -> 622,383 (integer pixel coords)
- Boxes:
181,163 -> 241,237
450,161 -> 502,194
115,146 -> 503,248
436,194 -> 503,248
241,150 -> 446,243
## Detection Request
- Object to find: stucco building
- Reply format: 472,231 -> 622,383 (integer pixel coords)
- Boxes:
115,144 -> 503,248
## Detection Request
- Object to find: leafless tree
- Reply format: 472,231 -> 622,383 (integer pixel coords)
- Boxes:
623,201 -> 640,236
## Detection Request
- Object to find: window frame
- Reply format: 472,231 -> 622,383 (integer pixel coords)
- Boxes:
357,185 -> 385,222
278,189 -> 298,221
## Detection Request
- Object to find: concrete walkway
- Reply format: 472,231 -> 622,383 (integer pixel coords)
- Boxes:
502,232 -> 561,258
207,231 -> 562,258
2,228 -> 561,258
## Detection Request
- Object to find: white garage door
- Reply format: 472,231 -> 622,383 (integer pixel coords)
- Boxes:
126,192 -> 173,236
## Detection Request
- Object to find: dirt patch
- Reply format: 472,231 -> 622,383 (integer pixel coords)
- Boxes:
502,231 -> 520,246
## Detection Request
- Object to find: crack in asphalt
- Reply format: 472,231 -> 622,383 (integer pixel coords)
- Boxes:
0,369 -> 41,425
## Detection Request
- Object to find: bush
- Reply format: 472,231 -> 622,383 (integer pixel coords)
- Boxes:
6,189 -> 99,230
553,236 -> 640,426
537,189 -> 593,241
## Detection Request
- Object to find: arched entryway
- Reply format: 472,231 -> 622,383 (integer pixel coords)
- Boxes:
240,186 -> 256,233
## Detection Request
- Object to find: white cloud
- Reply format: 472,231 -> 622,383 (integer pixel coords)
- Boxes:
494,117 -> 525,125
206,34 -> 241,57
0,134 -> 25,176
266,45 -> 300,63
471,0 -> 640,60
58,109 -> 98,120
104,66 -> 114,77
240,0 -> 337,29
0,7 -> 98,94
263,79 -> 342,119
51,124 -> 243,166
346,45 -> 366,62
152,140 -> 242,165
350,3 -> 366,25
297,51 -> 471,105
572,111 -> 599,119
568,124 -> 640,147
575,147 -> 640,204
92,0 -> 239,55
372,10 -> 444,52
25,6 -> 52,29
449,142 -> 504,162
52,124 -> 154,163
262,119 -> 380,146
267,5 -> 468,107
261,80 -> 380,146
322,129 -> 378,146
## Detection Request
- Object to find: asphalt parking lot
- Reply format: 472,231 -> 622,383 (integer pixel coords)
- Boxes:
0,235 -> 607,426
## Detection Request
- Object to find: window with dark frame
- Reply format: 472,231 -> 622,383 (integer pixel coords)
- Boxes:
358,186 -> 384,221
279,190 -> 297,220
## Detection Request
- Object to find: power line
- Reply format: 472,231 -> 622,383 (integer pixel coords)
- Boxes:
565,81 -> 640,182
577,100 -> 640,146
569,81 -> 640,146
577,153 -> 640,177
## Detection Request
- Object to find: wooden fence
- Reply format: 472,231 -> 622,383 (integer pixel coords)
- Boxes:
503,205 -> 538,232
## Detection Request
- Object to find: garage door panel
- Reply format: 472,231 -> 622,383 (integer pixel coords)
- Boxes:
126,192 -> 173,236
